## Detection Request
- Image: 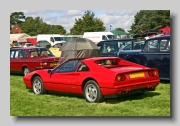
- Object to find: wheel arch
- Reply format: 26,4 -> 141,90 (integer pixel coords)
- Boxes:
81,77 -> 99,92
22,65 -> 29,71
30,74 -> 42,86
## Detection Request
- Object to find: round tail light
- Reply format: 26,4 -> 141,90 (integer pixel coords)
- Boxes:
116,74 -> 126,81
148,70 -> 158,77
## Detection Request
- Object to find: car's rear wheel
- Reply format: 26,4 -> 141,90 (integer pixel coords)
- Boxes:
23,67 -> 30,76
83,80 -> 103,103
32,76 -> 46,95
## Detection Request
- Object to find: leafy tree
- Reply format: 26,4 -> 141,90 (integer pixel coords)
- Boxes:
115,27 -> 125,32
10,12 -> 26,32
48,25 -> 66,34
70,10 -> 106,35
128,10 -> 170,34
20,16 -> 66,36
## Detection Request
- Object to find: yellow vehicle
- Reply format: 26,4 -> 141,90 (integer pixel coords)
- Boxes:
49,47 -> 62,57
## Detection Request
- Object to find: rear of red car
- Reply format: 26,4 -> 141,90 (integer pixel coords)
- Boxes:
35,57 -> 59,70
90,58 -> 160,98
101,67 -> 160,97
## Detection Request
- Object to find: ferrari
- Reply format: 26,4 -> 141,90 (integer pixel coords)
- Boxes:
23,57 -> 160,103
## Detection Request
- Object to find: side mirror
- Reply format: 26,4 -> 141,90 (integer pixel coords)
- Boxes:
48,69 -> 52,73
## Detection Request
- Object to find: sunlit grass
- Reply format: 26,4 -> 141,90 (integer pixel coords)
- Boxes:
10,75 -> 170,116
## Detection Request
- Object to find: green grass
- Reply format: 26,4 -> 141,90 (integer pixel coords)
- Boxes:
10,75 -> 170,116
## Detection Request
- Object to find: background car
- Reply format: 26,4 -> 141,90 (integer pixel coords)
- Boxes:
10,47 -> 59,76
23,57 -> 160,103
35,40 -> 51,49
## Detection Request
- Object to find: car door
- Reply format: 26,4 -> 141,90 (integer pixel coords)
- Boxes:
10,49 -> 24,72
47,59 -> 81,93
141,38 -> 167,79
158,38 -> 170,79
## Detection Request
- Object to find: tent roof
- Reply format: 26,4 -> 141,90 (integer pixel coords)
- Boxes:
10,33 -> 31,43
61,38 -> 99,51
111,30 -> 130,36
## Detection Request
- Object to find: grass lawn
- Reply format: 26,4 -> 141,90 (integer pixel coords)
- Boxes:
10,75 -> 170,116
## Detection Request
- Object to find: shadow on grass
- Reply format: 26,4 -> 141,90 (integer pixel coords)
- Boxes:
104,91 -> 161,104
160,80 -> 170,84
27,89 -> 161,104
27,89 -> 85,100
10,73 -> 23,77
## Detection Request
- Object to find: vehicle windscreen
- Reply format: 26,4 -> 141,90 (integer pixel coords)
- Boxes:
107,35 -> 116,40
54,37 -> 63,41
28,48 -> 54,57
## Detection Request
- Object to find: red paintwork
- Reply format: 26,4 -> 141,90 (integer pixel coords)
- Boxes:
23,57 -> 160,97
10,47 -> 59,74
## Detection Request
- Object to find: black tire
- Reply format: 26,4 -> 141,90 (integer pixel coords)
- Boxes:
32,76 -> 46,95
23,67 -> 30,76
83,80 -> 103,103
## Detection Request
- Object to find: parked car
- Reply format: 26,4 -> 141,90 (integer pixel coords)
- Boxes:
10,47 -> 59,76
118,35 -> 170,80
23,57 -> 160,103
97,39 -> 136,57
35,40 -> 51,49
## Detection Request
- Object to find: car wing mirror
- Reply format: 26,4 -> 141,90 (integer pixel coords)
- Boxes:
48,69 -> 52,73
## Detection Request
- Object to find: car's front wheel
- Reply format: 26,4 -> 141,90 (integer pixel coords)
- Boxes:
32,76 -> 46,95
83,80 -> 103,103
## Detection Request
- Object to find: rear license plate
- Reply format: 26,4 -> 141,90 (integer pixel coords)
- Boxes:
129,72 -> 145,78
50,62 -> 58,66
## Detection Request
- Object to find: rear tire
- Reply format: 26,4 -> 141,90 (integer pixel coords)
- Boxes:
32,76 -> 46,95
23,67 -> 30,76
83,80 -> 103,103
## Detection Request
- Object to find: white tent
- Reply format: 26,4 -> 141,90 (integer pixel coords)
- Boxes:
10,33 -> 31,44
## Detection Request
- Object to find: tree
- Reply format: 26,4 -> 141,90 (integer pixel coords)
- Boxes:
20,16 -> 66,36
70,10 -> 106,35
10,12 -> 26,32
48,25 -> 66,34
115,27 -> 125,32
128,10 -> 170,34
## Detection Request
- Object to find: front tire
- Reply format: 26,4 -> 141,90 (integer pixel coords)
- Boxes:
83,80 -> 103,103
32,76 -> 46,95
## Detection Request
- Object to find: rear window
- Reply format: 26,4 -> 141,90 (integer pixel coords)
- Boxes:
95,59 -> 119,66
28,48 -> 54,57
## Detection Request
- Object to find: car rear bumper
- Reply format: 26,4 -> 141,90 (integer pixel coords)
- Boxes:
100,80 -> 160,98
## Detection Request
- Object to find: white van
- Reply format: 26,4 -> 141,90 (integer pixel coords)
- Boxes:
82,32 -> 116,44
37,34 -> 66,47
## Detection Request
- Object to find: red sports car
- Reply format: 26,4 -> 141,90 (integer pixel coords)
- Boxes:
23,57 -> 160,103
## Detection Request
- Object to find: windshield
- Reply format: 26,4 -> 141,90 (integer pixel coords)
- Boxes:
107,35 -> 116,40
28,48 -> 54,57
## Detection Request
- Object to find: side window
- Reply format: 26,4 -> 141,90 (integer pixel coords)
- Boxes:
77,63 -> 90,72
144,40 -> 158,52
160,39 -> 170,52
54,60 -> 81,72
10,50 -> 15,58
19,50 -> 28,58
50,37 -> 54,42
102,35 -> 107,40
14,50 -> 19,58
